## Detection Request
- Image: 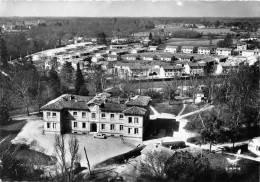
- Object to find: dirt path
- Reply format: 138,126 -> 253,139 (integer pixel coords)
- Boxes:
177,101 -> 186,116
177,104 -> 214,119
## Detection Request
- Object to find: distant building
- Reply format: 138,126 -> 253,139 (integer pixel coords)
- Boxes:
164,46 -> 179,53
121,54 -> 140,61
159,54 -> 175,62
181,46 -> 195,54
162,65 -> 184,77
197,47 -> 212,55
107,55 -> 120,61
141,54 -> 157,61
240,50 -> 260,57
216,48 -> 233,56
148,46 -> 159,51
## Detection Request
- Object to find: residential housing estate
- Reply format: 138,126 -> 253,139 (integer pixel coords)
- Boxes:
41,93 -> 151,140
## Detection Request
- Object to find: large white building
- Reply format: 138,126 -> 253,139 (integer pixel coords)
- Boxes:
41,93 -> 151,140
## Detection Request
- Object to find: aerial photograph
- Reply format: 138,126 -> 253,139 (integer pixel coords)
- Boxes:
0,0 -> 259,181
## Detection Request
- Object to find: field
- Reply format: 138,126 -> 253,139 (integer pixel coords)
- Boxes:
162,37 -> 223,48
193,28 -> 236,35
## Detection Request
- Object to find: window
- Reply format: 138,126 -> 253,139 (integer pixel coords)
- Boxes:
119,114 -> 124,119
110,124 -> 115,130
101,113 -> 106,118
47,122 -> 50,128
82,112 -> 86,118
128,128 -> 132,134
120,125 -> 124,131
92,113 -> 96,119
134,128 -> 139,134
74,122 -> 77,128
134,117 -> 139,124
82,122 -> 86,128
52,112 -> 57,118
53,123 -> 57,129
73,112 -> 77,117
128,117 -> 132,123
110,114 -> 115,119
47,112 -> 51,118
101,124 -> 105,130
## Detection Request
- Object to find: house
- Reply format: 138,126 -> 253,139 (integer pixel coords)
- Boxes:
174,54 -> 194,61
218,62 -> 239,74
110,45 -> 128,49
159,54 -> 175,62
184,62 -> 206,76
181,46 -> 195,54
197,47 -> 212,55
216,48 -> 233,56
129,65 -> 150,77
107,55 -> 120,61
121,54 -> 140,61
164,46 -> 179,53
111,50 -> 129,56
148,46 -> 158,51
248,137 -> 260,156
141,54 -> 157,61
41,93 -> 151,140
162,65 -> 184,77
240,50 -> 260,57
131,48 -> 146,54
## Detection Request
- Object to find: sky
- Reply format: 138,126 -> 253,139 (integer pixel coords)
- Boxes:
0,0 -> 259,17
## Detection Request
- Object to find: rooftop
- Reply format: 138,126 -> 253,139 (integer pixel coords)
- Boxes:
126,95 -> 151,107
41,94 -> 92,111
123,106 -> 147,116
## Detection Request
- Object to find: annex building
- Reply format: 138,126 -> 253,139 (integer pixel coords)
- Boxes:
41,93 -> 151,140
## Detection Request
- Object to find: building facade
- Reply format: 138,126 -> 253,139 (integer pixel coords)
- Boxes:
41,93 -> 151,140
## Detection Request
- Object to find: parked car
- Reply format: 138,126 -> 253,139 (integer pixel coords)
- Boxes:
93,133 -> 106,139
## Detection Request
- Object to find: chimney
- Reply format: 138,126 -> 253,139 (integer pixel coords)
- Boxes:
118,96 -> 120,104
160,140 -> 163,146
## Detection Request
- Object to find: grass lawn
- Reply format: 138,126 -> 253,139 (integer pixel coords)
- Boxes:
152,100 -> 183,116
180,104 -> 199,116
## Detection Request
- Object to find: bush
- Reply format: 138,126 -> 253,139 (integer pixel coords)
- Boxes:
187,136 -> 202,144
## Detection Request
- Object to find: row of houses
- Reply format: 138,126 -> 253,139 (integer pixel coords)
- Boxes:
41,93 -> 151,140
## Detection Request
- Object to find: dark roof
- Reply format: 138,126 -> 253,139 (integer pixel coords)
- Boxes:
123,106 -> 147,116
216,48 -> 232,51
126,95 -> 151,107
100,103 -> 127,112
182,46 -> 195,49
187,62 -> 206,67
41,94 -> 92,111
159,54 -> 175,58
198,47 -> 212,50
162,65 -> 183,70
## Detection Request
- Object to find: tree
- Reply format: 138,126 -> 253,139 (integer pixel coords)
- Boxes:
217,34 -> 233,48
11,60 -> 40,116
60,61 -> 74,93
149,32 -> 153,40
139,149 -> 171,180
0,105 -> 10,125
0,32 -> 8,68
78,84 -> 89,96
48,66 -> 61,98
75,63 -> 85,95
185,108 -> 225,151
165,151 -> 211,182
96,32 -> 107,44
54,135 -> 81,182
